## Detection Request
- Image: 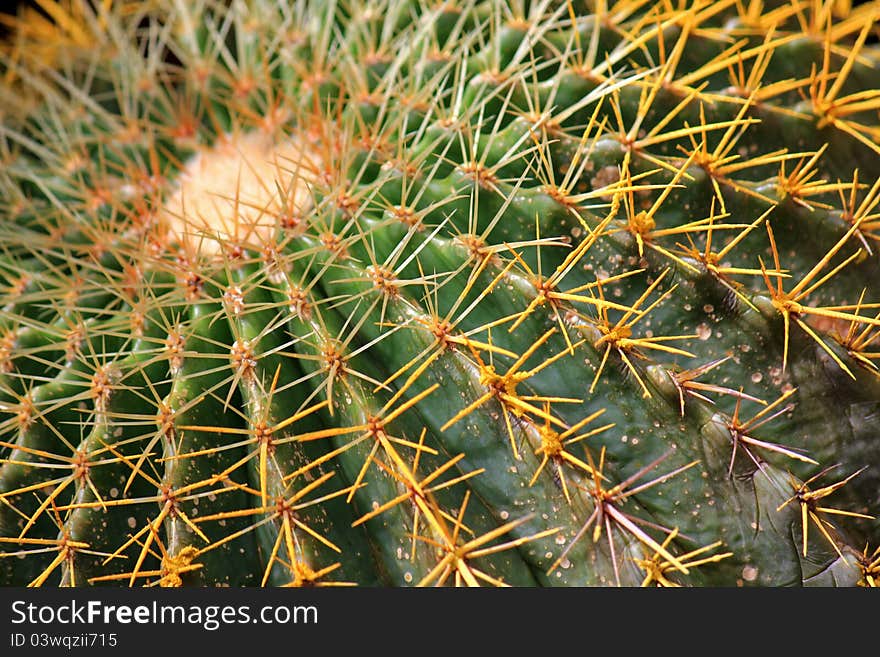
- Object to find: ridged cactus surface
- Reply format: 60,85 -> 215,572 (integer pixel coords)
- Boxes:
1,0 -> 879,587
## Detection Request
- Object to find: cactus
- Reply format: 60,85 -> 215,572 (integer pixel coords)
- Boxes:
0,0 -> 879,588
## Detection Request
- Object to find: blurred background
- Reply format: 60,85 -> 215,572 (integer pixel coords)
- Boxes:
1,1 -> 878,59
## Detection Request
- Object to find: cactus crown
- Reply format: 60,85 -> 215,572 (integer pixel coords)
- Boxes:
1,0 -> 879,587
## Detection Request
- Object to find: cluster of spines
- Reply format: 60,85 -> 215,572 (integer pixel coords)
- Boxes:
0,0 -> 879,586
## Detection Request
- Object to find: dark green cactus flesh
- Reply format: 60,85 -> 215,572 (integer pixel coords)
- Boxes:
1,0 -> 879,587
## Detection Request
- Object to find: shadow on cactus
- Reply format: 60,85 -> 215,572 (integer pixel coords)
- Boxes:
1,0 -> 879,587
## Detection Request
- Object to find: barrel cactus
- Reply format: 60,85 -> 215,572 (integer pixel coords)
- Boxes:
1,0 -> 879,587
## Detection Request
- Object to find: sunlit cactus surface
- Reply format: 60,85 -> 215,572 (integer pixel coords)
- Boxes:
1,0 -> 880,587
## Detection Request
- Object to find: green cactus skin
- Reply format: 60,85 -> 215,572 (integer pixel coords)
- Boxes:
1,0 -> 879,587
